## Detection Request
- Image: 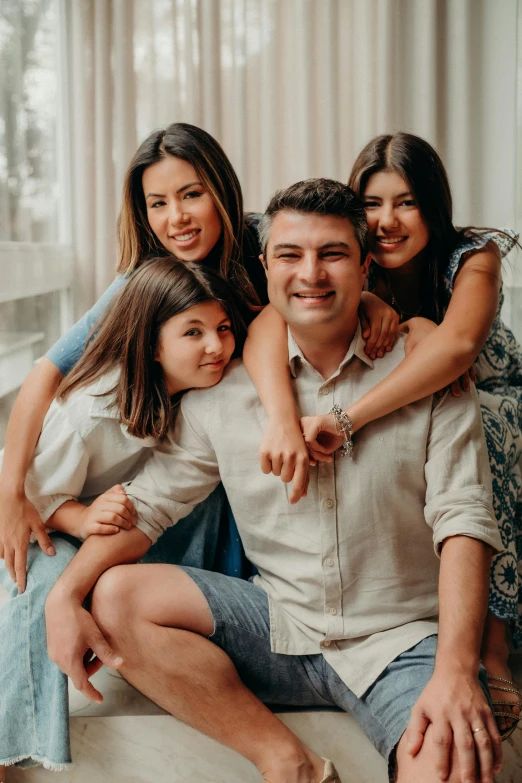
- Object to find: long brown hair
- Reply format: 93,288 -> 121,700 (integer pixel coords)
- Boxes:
117,122 -> 261,309
349,132 -> 460,322
58,258 -> 246,439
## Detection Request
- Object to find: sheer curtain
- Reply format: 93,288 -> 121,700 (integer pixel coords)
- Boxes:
62,0 -> 521,322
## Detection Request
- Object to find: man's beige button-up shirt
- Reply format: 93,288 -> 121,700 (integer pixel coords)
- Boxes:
127,326 -> 502,697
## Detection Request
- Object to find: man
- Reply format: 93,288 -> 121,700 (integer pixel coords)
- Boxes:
46,179 -> 503,783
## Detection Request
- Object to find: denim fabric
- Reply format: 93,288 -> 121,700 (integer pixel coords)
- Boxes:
0,535 -> 79,769
0,487 -> 227,769
180,567 -> 493,768
45,277 -> 126,376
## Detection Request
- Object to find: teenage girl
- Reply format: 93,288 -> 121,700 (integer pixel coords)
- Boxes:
0,257 -> 244,776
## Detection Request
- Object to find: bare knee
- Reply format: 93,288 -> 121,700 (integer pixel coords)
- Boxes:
395,726 -> 492,783
91,564 -> 214,639
91,565 -> 139,639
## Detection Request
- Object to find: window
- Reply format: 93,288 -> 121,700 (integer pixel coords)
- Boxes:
0,0 -> 73,444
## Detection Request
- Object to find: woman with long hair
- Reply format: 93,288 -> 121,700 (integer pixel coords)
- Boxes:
0,258 -> 245,776
0,122 -> 265,593
244,132 -> 521,739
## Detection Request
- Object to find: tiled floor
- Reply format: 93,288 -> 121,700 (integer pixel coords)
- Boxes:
2,585 -> 522,782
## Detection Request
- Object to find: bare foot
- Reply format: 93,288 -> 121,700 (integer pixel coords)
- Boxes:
481,612 -> 521,736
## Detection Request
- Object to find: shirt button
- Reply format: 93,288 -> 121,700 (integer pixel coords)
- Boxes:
322,640 -> 331,648
328,607 -> 337,615
326,557 -> 334,566
324,499 -> 334,509
321,386 -> 330,395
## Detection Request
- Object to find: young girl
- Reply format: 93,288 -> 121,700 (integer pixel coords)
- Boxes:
0,122 -> 265,593
0,257 -> 244,777
244,132 -> 521,738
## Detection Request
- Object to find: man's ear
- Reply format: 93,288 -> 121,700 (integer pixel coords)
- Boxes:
259,253 -> 268,276
361,252 -> 372,284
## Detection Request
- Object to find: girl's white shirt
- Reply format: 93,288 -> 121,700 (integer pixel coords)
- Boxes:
3,370 -> 160,525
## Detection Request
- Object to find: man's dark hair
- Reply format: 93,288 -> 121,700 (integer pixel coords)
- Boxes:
258,178 -> 368,261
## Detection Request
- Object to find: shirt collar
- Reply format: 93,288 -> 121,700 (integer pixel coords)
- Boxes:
288,321 -> 374,378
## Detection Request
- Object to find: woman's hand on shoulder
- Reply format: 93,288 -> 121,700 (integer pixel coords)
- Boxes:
401,316 -> 438,356
77,485 -> 136,540
0,482 -> 56,593
359,291 -> 400,360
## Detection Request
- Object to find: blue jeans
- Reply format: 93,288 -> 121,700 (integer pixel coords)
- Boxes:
0,484 -> 227,770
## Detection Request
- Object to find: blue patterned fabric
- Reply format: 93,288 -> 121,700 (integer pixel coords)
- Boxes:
444,229 -> 522,644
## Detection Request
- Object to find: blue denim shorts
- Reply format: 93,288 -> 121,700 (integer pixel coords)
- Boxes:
179,566 -> 492,773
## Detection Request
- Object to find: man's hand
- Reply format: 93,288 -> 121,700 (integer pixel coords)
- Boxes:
405,667 -> 502,783
300,414 -> 344,462
0,483 -> 55,593
45,587 -> 123,702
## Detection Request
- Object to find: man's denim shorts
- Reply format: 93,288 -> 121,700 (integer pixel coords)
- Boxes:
179,566 -> 492,773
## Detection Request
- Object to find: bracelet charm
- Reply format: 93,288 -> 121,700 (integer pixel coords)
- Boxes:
329,404 -> 354,458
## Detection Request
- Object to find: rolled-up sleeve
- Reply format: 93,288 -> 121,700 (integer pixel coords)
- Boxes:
424,386 -> 503,554
125,394 -> 221,543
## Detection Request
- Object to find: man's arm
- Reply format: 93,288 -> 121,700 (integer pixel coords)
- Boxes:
405,535 -> 502,782
45,527 -> 151,702
404,386 -> 503,782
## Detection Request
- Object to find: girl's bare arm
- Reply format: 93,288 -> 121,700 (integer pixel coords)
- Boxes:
346,246 -> 501,431
0,358 -> 63,591
243,304 -> 311,503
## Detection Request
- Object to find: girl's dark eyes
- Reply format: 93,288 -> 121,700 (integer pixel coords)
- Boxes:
399,199 -> 417,207
184,190 -> 203,199
184,324 -> 231,337
363,201 -> 379,208
149,200 -> 166,209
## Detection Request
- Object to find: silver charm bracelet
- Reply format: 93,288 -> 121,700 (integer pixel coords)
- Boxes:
329,404 -> 354,458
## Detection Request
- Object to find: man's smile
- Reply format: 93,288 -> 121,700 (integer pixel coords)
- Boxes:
292,290 -> 335,300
